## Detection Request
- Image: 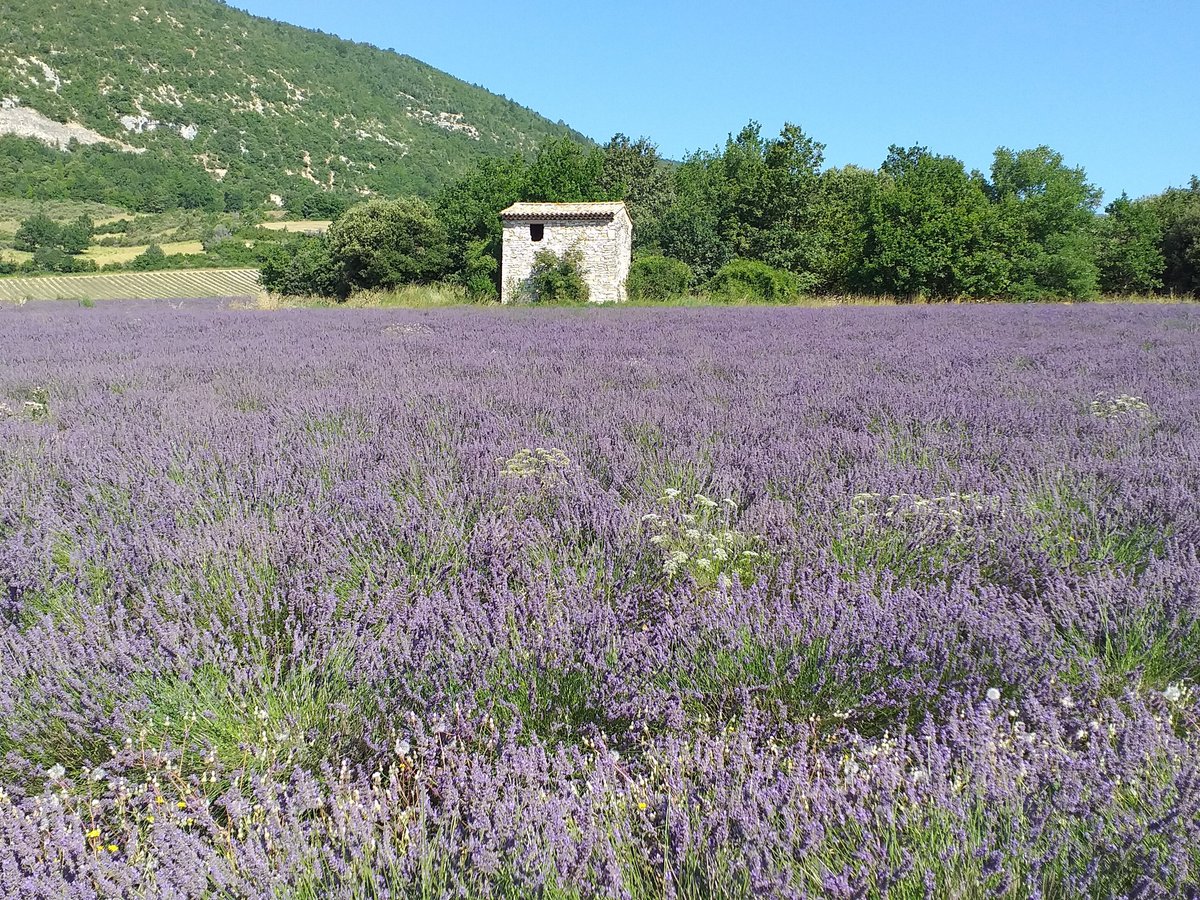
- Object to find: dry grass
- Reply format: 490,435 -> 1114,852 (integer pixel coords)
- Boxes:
244,283 -> 470,310
257,220 -> 332,234
82,240 -> 205,265
1,249 -> 33,265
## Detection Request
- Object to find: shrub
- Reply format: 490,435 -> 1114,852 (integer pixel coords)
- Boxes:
259,237 -> 345,298
463,238 -> 499,300
523,248 -> 589,304
707,258 -> 804,302
325,198 -> 451,291
128,244 -> 166,271
627,254 -> 692,301
32,247 -> 95,273
13,212 -> 61,253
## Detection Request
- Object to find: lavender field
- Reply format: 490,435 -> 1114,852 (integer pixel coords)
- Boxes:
1,301 -> 1198,899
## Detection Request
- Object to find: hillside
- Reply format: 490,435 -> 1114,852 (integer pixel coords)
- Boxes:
0,0 -> 588,206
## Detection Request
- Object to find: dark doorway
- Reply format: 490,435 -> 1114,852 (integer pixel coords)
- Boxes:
530,223 -> 545,242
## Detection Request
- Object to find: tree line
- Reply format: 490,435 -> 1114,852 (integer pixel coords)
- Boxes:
260,122 -> 1199,301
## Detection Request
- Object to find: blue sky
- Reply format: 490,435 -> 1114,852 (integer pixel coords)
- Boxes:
236,0 -> 1198,202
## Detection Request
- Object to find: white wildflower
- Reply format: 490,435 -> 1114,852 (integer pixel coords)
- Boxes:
1163,683 -> 1184,704
45,764 -> 65,780
986,688 -> 1001,703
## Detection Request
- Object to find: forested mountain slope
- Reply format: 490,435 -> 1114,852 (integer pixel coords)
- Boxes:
0,0 -> 587,205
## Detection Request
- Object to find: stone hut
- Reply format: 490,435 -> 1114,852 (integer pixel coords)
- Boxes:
499,202 -> 632,303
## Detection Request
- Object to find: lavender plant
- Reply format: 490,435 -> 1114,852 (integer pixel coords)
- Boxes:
0,301 -> 1198,898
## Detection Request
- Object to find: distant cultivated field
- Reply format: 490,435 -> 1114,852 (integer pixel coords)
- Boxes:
80,240 -> 206,265
258,219 -> 332,233
0,268 -> 259,301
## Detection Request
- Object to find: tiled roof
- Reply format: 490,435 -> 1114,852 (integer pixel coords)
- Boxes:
499,202 -> 626,220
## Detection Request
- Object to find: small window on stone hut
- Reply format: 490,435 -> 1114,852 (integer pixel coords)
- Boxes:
529,223 -> 544,242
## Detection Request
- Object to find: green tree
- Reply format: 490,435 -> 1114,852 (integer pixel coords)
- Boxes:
1096,194 -> 1164,294
129,244 -> 167,271
988,146 -> 1101,299
58,215 -> 94,255
656,143 -> 732,281
259,237 -> 345,297
326,197 -> 451,290
599,135 -> 674,249
1148,176 -> 1200,294
860,147 -> 1004,298
726,122 -> 825,278
809,165 -> 884,292
13,212 -> 61,253
434,155 -> 526,290
521,137 -> 608,203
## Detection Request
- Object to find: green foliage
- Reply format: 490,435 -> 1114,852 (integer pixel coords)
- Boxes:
326,198 -> 451,291
9,211 -> 94,274
599,135 -> 674,249
627,255 -> 692,301
31,246 -> 95,273
128,244 -> 166,271
289,192 -> 351,220
1149,176 -> 1200,295
58,215 -> 94,255
0,0 -> 588,209
707,258 -> 802,302
434,156 -> 526,293
807,165 -> 884,291
259,237 -> 345,298
13,212 -> 62,253
463,239 -> 499,299
989,146 -> 1101,299
860,146 -> 1004,299
0,136 -> 223,213
523,248 -> 589,304
521,138 -> 609,203
1097,194 -> 1165,294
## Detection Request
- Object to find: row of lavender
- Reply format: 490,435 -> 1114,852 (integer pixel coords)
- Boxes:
1,302 -> 1197,898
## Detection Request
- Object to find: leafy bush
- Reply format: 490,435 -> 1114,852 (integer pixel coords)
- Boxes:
463,238 -> 499,300
522,248 -> 589,304
627,254 -> 692,301
325,198 -> 451,292
12,212 -> 92,258
707,258 -> 803,302
12,212 -> 61,253
128,245 -> 166,271
259,237 -> 345,297
29,247 -> 95,273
